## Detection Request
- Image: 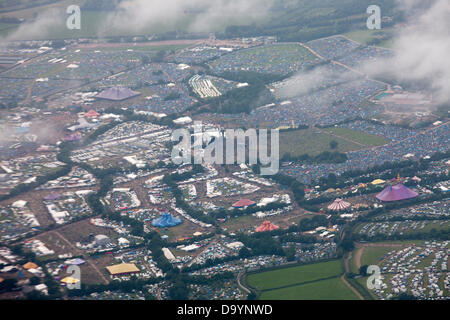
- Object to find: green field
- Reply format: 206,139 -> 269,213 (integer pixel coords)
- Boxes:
359,246 -> 398,267
259,276 -> 359,300
343,29 -> 395,48
323,127 -> 389,146
279,127 -> 387,158
247,259 -> 343,291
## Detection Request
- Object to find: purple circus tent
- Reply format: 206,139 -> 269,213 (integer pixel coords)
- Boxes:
152,212 -> 182,228
95,87 -> 141,101
376,184 -> 418,202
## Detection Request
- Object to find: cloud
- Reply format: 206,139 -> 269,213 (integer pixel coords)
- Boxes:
2,8 -> 64,42
100,0 -> 274,35
364,0 -> 450,103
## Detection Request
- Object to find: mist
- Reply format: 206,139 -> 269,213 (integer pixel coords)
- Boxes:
100,0 -> 275,36
363,0 -> 450,104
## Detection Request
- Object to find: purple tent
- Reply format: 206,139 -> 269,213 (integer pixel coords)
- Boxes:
95,87 -> 140,101
376,184 -> 418,202
44,192 -> 61,201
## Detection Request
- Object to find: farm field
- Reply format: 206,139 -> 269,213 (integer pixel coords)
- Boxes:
246,259 -> 343,291
259,276 -> 359,300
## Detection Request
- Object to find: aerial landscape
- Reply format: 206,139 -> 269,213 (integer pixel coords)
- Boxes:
0,0 -> 448,305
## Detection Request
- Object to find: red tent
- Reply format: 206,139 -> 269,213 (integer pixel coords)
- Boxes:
255,221 -> 279,232
376,183 -> 418,202
84,110 -> 100,117
232,199 -> 256,208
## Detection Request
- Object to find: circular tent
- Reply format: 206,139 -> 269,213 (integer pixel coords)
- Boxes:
376,183 -> 418,202
152,212 -> 182,228
255,220 -> 279,232
327,198 -> 351,211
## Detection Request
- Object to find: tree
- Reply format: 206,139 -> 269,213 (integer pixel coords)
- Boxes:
330,140 -> 338,149
29,276 -> 41,286
284,246 -> 296,262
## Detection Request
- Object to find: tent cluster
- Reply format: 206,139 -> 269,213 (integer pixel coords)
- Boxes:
152,212 -> 182,228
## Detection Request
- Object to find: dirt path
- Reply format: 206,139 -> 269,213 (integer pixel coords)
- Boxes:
342,252 -> 364,300
354,242 -> 410,270
52,230 -> 109,285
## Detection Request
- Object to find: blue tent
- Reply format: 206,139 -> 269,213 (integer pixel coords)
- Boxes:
152,212 -> 182,228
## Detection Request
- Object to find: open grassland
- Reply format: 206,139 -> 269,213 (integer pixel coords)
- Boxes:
279,128 -> 363,157
323,127 -> 389,146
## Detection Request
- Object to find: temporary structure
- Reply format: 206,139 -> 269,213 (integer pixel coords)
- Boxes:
255,220 -> 279,232
23,262 -> 38,270
327,198 -> 351,211
106,263 -> 140,276
376,183 -> 418,202
371,179 -> 386,185
232,199 -> 256,208
152,212 -> 182,228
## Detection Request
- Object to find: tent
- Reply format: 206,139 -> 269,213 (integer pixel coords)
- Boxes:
152,212 -> 182,228
376,183 -> 418,202
255,220 -> 279,232
232,199 -> 256,208
371,179 -> 386,185
61,276 -> 80,284
23,262 -> 38,270
327,198 -> 351,211
44,192 -> 61,201
84,110 -> 100,117
106,263 -> 140,276
95,87 -> 140,101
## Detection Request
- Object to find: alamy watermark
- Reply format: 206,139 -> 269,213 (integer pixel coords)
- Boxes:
171,121 -> 279,175
367,5 -> 382,30
366,265 -> 382,290
66,5 -> 81,30
65,265 -> 81,290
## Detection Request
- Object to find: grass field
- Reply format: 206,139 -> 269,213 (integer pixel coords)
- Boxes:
323,127 -> 389,146
259,276 -> 359,300
279,127 -> 388,158
343,29 -> 395,48
247,259 -> 343,291
359,246 -> 398,267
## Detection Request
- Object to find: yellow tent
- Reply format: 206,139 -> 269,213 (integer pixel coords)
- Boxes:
23,262 -> 38,270
106,263 -> 139,276
0,277 -> 4,283
371,179 -> 386,185
325,188 -> 336,193
61,277 -> 80,284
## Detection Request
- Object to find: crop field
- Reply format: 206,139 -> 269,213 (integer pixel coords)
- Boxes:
259,276 -> 359,300
246,259 -> 343,291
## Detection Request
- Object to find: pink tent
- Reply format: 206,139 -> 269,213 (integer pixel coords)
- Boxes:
232,199 -> 256,208
376,184 -> 418,202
